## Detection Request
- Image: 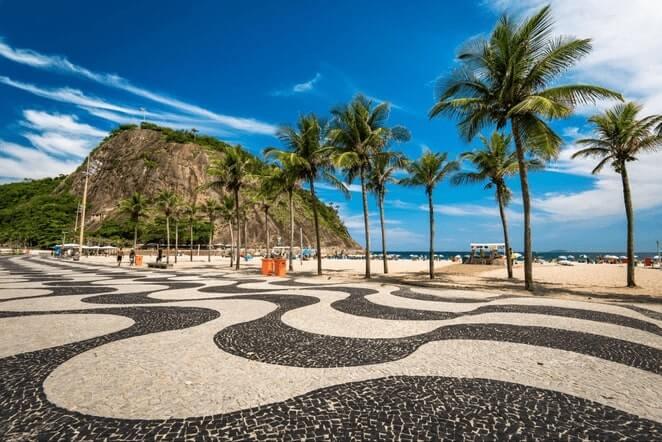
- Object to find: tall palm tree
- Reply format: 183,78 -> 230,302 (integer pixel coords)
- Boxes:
203,199 -> 220,263
367,149 -> 408,274
184,197 -> 199,262
572,102 -> 662,287
118,192 -> 149,251
256,165 -> 282,258
265,114 -> 346,275
219,195 -> 235,267
262,155 -> 304,271
453,132 -> 544,278
208,145 -> 257,270
429,5 -> 622,290
330,95 -> 410,278
173,203 -> 183,264
400,151 -> 459,279
156,190 -> 179,265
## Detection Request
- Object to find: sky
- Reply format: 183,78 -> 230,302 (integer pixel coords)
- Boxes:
1,0 -> 661,252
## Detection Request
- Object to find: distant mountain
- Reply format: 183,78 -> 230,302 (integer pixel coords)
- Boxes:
0,123 -> 357,249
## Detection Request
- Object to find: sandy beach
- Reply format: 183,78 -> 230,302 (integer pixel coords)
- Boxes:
67,253 -> 662,299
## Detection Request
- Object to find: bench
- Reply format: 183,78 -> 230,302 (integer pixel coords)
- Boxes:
147,262 -> 171,269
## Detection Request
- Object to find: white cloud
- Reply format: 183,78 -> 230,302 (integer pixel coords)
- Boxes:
272,73 -> 321,96
486,0 -> 662,223
314,181 -> 362,193
0,37 -> 277,135
22,132 -> 91,157
22,110 -> 107,137
0,140 -> 79,179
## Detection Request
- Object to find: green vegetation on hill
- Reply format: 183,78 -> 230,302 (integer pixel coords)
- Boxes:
0,176 -> 78,248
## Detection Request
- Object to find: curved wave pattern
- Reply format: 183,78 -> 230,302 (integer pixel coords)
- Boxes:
1,255 -> 661,440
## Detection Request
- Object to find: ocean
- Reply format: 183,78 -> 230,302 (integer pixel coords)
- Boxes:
375,251 -> 661,260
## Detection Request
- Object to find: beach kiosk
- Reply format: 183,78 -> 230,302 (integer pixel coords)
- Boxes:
467,243 -> 506,265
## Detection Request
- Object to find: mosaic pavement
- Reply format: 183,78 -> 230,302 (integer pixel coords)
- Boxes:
0,255 -> 661,441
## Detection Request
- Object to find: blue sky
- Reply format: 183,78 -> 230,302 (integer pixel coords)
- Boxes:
1,0 -> 661,252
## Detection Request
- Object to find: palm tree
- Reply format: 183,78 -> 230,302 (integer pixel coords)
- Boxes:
262,155 -> 304,271
400,151 -> 459,279
256,165 -> 282,258
265,114 -> 346,275
219,195 -> 235,267
572,102 -> 662,287
184,197 -> 199,262
203,199 -> 220,263
429,5 -> 622,290
156,190 -> 179,265
367,149 -> 408,274
118,192 -> 149,251
173,204 -> 183,264
453,132 -> 544,278
330,95 -> 410,278
208,145 -> 257,270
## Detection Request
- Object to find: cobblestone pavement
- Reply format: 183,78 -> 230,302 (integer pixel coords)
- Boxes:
1,256 -> 661,441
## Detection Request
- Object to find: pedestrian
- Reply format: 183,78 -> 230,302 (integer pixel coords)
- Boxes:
129,249 -> 136,266
156,248 -> 163,263
117,247 -> 123,267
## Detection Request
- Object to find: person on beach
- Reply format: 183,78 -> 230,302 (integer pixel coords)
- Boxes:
117,248 -> 124,266
129,249 -> 135,266
156,248 -> 163,263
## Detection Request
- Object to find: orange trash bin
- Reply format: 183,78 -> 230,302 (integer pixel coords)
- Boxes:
135,255 -> 143,266
274,258 -> 287,276
261,258 -> 274,275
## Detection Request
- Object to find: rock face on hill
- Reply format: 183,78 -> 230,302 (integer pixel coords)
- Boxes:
62,126 -> 357,250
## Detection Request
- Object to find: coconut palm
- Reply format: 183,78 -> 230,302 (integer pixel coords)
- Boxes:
400,151 -> 459,279
572,102 -> 662,287
256,165 -> 282,258
203,199 -> 220,263
118,192 -> 149,251
265,114 -> 346,275
429,5 -> 622,290
208,145 -> 258,270
367,149 -> 408,274
330,95 -> 410,278
262,155 -> 304,271
219,195 -> 235,267
453,132 -> 544,278
156,190 -> 179,265
184,197 -> 199,262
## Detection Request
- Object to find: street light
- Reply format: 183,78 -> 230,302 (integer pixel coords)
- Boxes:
78,156 -> 102,257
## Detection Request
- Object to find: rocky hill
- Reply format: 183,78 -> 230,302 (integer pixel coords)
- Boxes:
57,124 -> 357,250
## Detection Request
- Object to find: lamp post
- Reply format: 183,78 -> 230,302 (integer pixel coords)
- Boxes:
78,157 -> 102,258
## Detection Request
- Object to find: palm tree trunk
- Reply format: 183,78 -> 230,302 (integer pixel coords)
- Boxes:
166,216 -> 170,265
174,220 -> 178,264
133,221 -> 138,252
512,121 -> 534,291
309,178 -> 322,275
378,192 -> 388,274
264,207 -> 270,258
229,221 -> 234,267
428,190 -> 434,279
360,168 -> 371,279
497,185 -> 513,279
190,222 -> 193,262
288,190 -> 294,272
235,188 -> 241,270
621,164 -> 636,287
208,219 -> 212,263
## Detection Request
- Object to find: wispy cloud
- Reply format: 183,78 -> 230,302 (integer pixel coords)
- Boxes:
0,37 -> 277,135
271,72 -> 322,96
0,139 -> 80,180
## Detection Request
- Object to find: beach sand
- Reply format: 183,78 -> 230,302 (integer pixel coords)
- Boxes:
60,253 -> 662,300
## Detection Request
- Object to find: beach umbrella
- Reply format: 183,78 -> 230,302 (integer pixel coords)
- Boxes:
511,252 -> 522,258
558,255 -> 567,260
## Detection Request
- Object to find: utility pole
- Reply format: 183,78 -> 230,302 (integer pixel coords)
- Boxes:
299,227 -> 303,266
74,204 -> 80,233
657,240 -> 660,269
78,156 -> 91,258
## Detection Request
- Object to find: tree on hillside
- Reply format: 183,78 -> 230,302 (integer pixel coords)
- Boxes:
265,114 -> 347,275
330,95 -> 410,278
453,132 -> 543,278
573,102 -> 662,287
400,151 -> 459,279
118,192 -> 149,251
219,195 -> 235,267
430,5 -> 621,290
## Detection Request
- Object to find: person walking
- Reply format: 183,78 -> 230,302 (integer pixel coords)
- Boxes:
117,248 -> 124,267
129,249 -> 135,266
